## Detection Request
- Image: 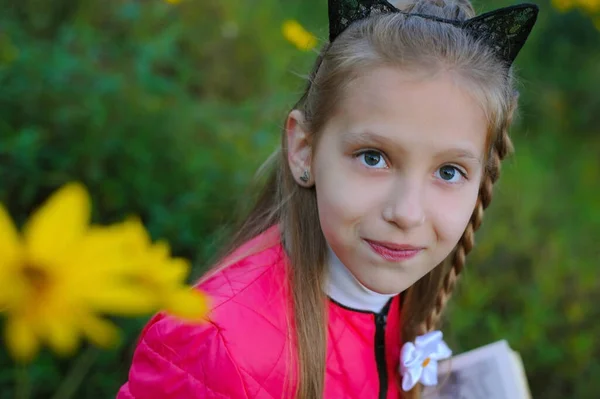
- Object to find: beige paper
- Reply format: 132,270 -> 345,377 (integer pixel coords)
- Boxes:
421,340 -> 532,399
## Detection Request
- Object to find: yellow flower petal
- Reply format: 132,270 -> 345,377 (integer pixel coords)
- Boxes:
79,314 -> 120,348
74,224 -> 147,275
151,257 -> 190,284
5,315 -> 40,362
84,286 -> 158,315
0,204 -> 22,267
0,206 -> 24,305
0,278 -> 28,313
282,20 -> 317,51
114,217 -> 152,255
24,183 -> 90,264
43,315 -> 79,356
163,288 -> 209,321
78,217 -> 152,265
151,240 -> 171,259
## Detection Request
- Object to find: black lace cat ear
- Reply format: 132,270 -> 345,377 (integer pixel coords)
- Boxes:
461,4 -> 539,66
328,0 -> 399,42
328,0 -> 539,67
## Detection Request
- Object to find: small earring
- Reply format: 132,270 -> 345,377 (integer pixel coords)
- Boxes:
300,170 -> 310,183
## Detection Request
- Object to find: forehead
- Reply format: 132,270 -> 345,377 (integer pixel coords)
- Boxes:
327,66 -> 488,154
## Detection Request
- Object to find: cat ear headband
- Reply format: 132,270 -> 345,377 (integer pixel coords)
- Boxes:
329,0 -> 539,67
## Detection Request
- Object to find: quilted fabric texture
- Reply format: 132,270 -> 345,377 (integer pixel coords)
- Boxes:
117,226 -> 403,398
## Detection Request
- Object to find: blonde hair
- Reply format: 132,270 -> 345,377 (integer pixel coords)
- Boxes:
211,0 -> 519,397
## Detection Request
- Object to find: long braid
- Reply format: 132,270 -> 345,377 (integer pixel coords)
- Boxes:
397,94 -> 518,399
420,93 -> 518,334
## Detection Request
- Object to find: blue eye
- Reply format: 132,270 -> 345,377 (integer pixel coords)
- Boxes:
435,165 -> 465,183
358,150 -> 388,169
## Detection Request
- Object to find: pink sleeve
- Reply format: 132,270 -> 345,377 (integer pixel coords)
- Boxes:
117,314 -> 249,399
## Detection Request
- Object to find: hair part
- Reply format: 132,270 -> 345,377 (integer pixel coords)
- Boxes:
211,1 -> 520,398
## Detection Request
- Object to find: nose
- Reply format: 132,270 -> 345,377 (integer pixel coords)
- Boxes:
382,177 -> 426,230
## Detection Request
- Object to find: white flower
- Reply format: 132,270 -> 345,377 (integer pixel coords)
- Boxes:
400,330 -> 452,391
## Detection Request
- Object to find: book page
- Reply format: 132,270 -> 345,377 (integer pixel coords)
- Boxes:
510,351 -> 532,399
421,340 -> 529,399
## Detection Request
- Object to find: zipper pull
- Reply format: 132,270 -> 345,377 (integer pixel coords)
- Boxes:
375,313 -> 387,327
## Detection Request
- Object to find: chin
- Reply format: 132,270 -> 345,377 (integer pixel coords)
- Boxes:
374,283 -> 410,295
361,271 -> 412,295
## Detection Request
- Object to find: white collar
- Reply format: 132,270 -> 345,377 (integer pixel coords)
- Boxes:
326,245 -> 396,313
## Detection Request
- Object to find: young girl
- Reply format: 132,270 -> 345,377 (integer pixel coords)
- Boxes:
118,0 -> 538,398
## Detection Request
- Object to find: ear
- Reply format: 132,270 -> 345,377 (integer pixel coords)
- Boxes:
286,109 -> 314,187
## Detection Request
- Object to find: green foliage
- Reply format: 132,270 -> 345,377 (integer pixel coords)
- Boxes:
0,0 -> 598,397
442,3 -> 600,398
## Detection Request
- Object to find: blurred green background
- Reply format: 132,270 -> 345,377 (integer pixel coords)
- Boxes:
0,0 -> 598,397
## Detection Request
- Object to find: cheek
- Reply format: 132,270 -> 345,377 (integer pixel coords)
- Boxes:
430,186 -> 479,247
316,170 -> 370,224
314,155 -> 382,234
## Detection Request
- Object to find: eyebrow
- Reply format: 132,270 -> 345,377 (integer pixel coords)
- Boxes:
342,130 -> 482,165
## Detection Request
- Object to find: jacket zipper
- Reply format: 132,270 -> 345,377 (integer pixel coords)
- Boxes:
375,312 -> 388,399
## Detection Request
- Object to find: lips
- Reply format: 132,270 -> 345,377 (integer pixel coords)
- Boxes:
365,239 -> 422,251
365,239 -> 424,262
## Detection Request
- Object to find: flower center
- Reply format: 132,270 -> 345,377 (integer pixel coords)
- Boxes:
21,264 -> 50,294
422,357 -> 431,367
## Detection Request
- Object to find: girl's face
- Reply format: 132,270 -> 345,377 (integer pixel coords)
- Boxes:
287,66 -> 488,294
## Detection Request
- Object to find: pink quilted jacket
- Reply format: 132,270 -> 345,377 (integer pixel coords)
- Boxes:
117,226 -> 403,398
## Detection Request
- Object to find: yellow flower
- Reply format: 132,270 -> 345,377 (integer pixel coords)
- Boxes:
282,20 -> 318,51
110,217 -> 208,321
0,183 -> 207,362
164,0 -> 182,4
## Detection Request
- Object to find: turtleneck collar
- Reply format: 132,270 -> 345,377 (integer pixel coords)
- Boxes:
325,245 -> 397,313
